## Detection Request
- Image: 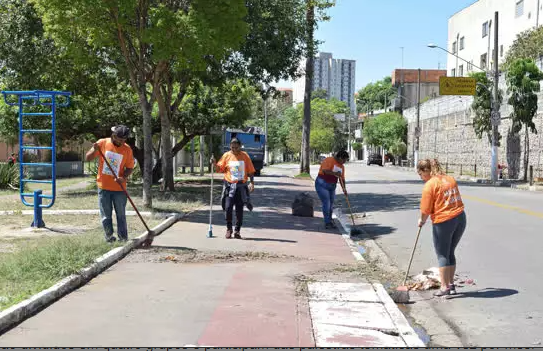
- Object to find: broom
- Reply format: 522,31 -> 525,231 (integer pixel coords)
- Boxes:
339,177 -> 362,235
390,226 -> 423,303
207,154 -> 215,238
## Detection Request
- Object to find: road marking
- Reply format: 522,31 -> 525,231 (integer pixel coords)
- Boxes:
462,194 -> 543,219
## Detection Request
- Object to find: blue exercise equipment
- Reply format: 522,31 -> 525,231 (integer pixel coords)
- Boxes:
1,90 -> 71,228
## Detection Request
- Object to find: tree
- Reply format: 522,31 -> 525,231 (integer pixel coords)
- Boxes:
470,71 -> 503,146
0,0 -> 142,147
155,0 -> 313,189
503,27 -> 543,70
311,88 -> 328,100
300,0 -> 334,174
362,112 -> 407,152
34,0 -> 249,207
505,58 -> 543,181
356,76 -> 396,113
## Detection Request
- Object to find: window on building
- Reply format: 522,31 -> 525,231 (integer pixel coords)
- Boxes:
459,65 -> 464,77
451,68 -> 456,77
452,41 -> 457,54
480,53 -> 487,69
460,37 -> 465,50
500,45 -> 504,57
516,0 -> 524,17
468,60 -> 473,71
482,21 -> 489,37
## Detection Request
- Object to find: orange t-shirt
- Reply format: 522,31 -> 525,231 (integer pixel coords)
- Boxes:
216,151 -> 256,183
318,157 -> 345,184
420,175 -> 465,224
94,138 -> 135,191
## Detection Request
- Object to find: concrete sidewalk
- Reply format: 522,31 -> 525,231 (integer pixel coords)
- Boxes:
0,170 -> 423,347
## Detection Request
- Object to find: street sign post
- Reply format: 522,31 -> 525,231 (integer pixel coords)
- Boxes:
491,110 -> 501,126
439,77 -> 477,96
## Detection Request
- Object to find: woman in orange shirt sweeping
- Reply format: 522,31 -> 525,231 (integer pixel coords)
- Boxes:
315,150 -> 350,229
417,159 -> 467,297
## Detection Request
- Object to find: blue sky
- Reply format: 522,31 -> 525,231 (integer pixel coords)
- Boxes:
276,0 -> 477,90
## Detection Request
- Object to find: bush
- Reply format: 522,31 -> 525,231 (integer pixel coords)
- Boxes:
0,163 -> 22,190
352,142 -> 363,151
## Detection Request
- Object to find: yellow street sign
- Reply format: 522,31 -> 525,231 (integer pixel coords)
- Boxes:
439,77 -> 476,96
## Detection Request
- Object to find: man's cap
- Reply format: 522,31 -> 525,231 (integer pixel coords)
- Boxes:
111,125 -> 130,139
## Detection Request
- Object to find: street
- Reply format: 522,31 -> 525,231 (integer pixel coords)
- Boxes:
328,162 -> 543,347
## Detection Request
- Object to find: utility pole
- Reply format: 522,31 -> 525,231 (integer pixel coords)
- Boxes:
264,95 -> 269,166
491,11 -> 500,183
414,68 -> 421,168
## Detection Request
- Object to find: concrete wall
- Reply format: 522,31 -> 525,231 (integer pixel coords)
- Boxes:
404,78 -> 543,180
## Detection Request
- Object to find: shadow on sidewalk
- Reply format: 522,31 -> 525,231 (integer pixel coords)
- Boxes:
447,287 -> 519,300
340,192 -> 420,213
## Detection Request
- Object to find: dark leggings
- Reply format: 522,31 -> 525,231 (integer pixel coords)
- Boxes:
432,211 -> 467,267
225,188 -> 244,231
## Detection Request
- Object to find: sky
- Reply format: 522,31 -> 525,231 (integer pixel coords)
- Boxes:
275,0 -> 477,91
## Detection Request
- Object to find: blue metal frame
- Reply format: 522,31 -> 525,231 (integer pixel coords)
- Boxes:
1,90 -> 71,228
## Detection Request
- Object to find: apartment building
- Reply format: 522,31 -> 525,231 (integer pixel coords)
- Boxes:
293,52 -> 357,116
447,0 -> 541,76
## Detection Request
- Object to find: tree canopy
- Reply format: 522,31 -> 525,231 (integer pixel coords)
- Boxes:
356,76 -> 396,113
362,112 -> 407,151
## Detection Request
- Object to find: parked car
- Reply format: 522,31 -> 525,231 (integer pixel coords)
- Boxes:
367,153 -> 383,166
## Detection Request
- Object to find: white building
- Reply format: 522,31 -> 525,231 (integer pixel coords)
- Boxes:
293,52 -> 357,116
447,0 -> 542,77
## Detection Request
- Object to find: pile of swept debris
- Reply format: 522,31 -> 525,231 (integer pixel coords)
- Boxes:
407,267 -> 476,291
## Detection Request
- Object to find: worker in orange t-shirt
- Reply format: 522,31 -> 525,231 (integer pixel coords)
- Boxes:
85,125 -> 135,243
417,158 -> 466,298
211,138 -> 255,239
315,150 -> 349,229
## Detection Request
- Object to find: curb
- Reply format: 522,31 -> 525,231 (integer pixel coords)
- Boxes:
332,209 -> 426,347
0,210 -> 177,218
354,223 -> 465,347
0,212 -> 184,335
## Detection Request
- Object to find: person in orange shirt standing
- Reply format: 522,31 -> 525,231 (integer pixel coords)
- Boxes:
315,150 -> 349,229
85,125 -> 135,243
417,159 -> 467,297
212,138 -> 255,239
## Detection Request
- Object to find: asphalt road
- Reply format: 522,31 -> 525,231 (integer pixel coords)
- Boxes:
319,162 -> 543,347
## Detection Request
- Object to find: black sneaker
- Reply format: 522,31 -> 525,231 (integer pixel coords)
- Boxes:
247,203 -> 253,212
449,284 -> 457,295
106,236 -> 117,243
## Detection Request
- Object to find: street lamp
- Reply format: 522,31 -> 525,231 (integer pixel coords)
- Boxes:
428,41 -> 500,183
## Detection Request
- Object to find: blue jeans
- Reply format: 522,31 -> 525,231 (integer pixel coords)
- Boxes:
98,188 -> 128,241
315,177 -> 336,224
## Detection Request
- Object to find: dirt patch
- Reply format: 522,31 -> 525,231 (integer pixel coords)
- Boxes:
126,247 -> 307,264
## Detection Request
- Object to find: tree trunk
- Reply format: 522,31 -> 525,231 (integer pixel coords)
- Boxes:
199,135 -> 205,176
524,124 -> 529,182
300,1 -> 315,174
138,90 -> 153,209
157,93 -> 175,191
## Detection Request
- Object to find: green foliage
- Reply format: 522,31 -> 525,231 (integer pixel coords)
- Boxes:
0,163 -> 21,189
506,58 -> 543,134
388,140 -> 407,157
470,71 -> 503,146
284,98 -> 345,154
503,27 -> 543,70
310,128 -> 334,153
351,142 -> 363,151
312,88 -> 328,100
362,112 -> 407,149
356,76 -> 396,112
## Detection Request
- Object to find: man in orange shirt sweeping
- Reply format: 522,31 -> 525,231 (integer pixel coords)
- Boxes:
85,125 -> 135,243
212,138 -> 255,239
